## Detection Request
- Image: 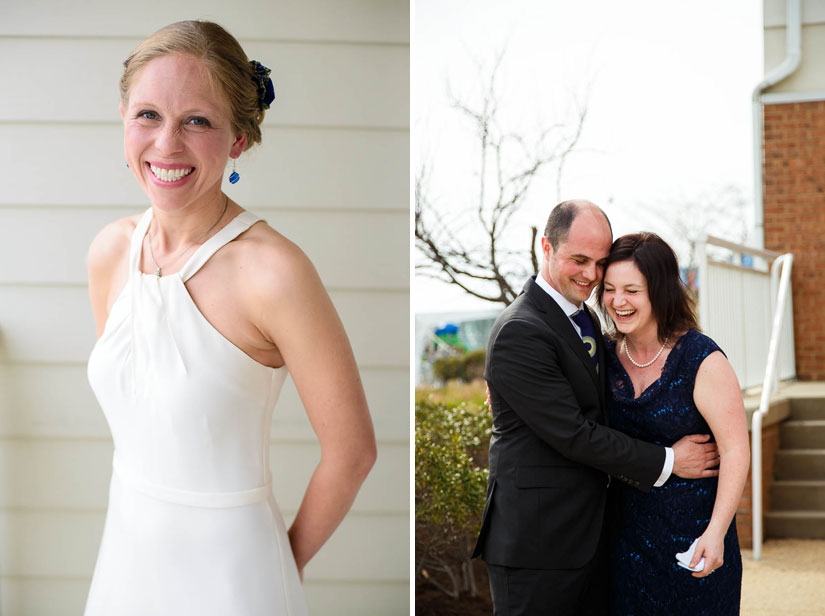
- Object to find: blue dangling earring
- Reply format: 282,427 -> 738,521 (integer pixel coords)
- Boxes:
126,162 -> 130,169
228,158 -> 240,184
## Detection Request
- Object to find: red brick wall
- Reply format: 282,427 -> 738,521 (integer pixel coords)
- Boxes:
763,101 -> 825,381
736,423 -> 780,549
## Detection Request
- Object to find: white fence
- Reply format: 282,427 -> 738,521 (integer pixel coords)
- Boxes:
697,235 -> 795,390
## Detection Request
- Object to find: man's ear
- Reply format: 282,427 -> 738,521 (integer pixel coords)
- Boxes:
540,236 -> 553,260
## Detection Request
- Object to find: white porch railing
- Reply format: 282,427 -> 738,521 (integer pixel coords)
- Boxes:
697,235 -> 795,561
750,253 -> 794,560
697,236 -> 795,389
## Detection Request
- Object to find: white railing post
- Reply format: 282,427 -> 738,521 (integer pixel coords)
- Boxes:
769,254 -> 792,393
697,236 -> 709,332
751,253 -> 793,560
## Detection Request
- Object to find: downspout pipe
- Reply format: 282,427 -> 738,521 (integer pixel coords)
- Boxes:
752,0 -> 802,249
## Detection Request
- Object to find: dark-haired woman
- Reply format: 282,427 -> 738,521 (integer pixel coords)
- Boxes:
598,233 -> 749,615
84,20 -> 375,616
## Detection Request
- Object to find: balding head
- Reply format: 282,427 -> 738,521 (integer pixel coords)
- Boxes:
539,200 -> 614,305
544,200 -> 612,250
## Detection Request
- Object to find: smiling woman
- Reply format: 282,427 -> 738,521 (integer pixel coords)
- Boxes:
596,232 -> 749,614
84,20 -> 376,616
121,53 -> 244,223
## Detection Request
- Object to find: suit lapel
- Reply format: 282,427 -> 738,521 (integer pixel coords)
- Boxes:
523,279 -> 600,389
591,306 -> 608,422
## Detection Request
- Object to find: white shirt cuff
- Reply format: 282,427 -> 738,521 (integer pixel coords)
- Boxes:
654,447 -> 674,487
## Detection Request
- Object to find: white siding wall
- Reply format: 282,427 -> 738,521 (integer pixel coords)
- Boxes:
764,0 -> 825,93
0,1 -> 409,614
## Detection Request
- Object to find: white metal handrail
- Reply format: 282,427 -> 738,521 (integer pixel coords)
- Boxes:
697,235 -> 794,390
752,252 -> 793,560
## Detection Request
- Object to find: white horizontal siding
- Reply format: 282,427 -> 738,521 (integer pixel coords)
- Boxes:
0,1 -> 410,613
0,125 -> 408,210
2,0 -> 409,43
0,38 -> 408,129
0,509 -> 407,580
0,286 -> 407,367
763,22 -> 825,94
0,578 -> 409,616
0,439 -> 407,514
0,208 -> 408,289
764,0 -> 825,28
0,364 -> 409,442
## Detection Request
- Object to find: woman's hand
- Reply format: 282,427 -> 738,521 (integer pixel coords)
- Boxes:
689,531 -> 725,578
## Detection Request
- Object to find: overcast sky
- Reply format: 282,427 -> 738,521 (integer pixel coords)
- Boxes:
414,0 -> 763,313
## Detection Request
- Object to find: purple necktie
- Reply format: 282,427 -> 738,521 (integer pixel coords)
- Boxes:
571,309 -> 598,368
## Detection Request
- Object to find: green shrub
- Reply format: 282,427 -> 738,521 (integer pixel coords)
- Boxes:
432,355 -> 463,382
432,349 -> 487,383
415,399 -> 491,598
462,349 -> 486,381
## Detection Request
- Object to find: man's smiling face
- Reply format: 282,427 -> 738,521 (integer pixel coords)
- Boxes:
541,208 -> 612,305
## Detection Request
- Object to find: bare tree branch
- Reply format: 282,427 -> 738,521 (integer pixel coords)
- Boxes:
416,49 -> 589,306
629,185 -> 750,269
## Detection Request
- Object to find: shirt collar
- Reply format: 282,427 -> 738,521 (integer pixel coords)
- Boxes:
535,272 -> 582,317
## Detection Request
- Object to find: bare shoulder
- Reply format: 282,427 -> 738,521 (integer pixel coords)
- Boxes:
694,349 -> 742,415
88,213 -> 141,273
231,219 -> 321,300
696,350 -> 736,384
88,213 -> 142,336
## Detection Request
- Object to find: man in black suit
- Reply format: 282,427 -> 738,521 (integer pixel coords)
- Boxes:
472,201 -> 719,615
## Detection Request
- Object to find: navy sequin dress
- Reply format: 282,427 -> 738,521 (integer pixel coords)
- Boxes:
606,329 -> 742,615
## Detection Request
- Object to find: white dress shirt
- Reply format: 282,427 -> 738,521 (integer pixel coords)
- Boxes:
535,273 -> 673,486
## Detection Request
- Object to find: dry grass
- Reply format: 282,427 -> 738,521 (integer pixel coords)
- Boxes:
415,379 -> 488,407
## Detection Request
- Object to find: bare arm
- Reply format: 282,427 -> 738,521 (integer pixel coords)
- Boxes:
252,239 -> 376,579
687,351 -> 750,577
87,218 -> 134,337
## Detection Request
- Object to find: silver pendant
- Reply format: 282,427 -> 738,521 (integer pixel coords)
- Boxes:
154,268 -> 162,277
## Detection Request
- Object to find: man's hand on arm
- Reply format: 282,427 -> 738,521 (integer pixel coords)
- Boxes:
671,434 -> 720,479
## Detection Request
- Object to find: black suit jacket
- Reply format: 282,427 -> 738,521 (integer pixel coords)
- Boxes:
472,277 -> 665,569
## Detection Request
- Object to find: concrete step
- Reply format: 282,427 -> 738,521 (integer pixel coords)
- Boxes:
775,450 -> 825,480
789,398 -> 825,420
780,420 -> 825,449
764,511 -> 825,539
770,480 -> 825,511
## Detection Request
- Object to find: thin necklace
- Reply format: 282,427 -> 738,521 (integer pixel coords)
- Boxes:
622,335 -> 669,368
147,195 -> 229,277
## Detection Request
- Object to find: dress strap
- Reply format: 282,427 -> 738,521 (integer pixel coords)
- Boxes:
129,208 -> 154,275
177,210 -> 261,282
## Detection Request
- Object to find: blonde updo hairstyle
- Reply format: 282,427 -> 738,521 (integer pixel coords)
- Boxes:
119,20 -> 264,151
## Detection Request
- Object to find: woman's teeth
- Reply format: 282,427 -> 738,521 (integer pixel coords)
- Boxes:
150,165 -> 194,182
616,309 -> 636,317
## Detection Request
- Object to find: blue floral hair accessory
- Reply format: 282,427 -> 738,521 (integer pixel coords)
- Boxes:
249,60 -> 275,111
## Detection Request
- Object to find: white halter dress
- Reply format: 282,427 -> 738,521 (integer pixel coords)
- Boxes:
85,208 -> 307,615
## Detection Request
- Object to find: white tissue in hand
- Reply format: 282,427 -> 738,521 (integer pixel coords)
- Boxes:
675,538 -> 706,572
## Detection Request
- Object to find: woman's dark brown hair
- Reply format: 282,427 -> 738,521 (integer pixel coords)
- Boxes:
597,232 -> 698,342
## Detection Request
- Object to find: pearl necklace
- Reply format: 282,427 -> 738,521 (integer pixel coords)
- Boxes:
147,195 -> 228,277
622,336 -> 669,368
